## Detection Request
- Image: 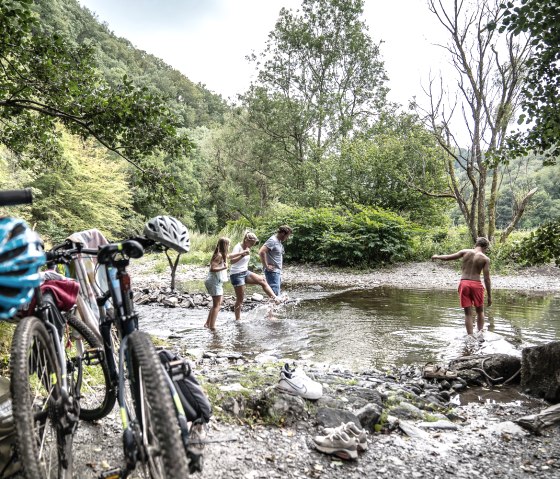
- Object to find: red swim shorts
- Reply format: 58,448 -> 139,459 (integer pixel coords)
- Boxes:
458,279 -> 484,308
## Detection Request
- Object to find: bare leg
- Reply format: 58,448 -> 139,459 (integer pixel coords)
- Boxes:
205,295 -> 223,330
246,272 -> 277,300
475,305 -> 485,331
463,307 -> 474,335
233,284 -> 245,321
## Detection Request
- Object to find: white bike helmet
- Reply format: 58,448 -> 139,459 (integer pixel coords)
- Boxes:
144,216 -> 190,253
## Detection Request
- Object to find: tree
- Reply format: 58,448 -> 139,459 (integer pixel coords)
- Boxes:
0,0 -> 191,184
322,113 -> 451,226
28,134 -> 133,242
241,0 -> 388,206
416,0 -> 533,242
495,0 -> 560,164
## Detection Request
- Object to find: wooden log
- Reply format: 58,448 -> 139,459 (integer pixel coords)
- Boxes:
516,403 -> 560,434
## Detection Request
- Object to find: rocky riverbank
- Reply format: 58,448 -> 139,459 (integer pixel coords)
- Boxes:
69,260 -> 560,478
72,350 -> 559,479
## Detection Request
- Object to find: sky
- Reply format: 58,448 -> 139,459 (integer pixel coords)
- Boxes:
76,0 -> 450,107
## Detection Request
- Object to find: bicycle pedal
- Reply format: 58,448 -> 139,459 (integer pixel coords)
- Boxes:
98,468 -> 123,479
83,347 -> 105,365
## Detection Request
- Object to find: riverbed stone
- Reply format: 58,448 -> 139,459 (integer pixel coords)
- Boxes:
418,420 -> 459,430
390,401 -> 424,420
315,407 -> 360,428
267,392 -> 308,425
354,403 -> 383,432
521,342 -> 560,403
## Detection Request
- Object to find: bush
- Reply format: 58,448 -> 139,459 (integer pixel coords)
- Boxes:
513,219 -> 560,266
229,205 -> 415,267
408,227 -> 472,261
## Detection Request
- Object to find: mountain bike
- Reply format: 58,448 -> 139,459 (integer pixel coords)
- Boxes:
48,237 -> 190,478
0,189 -> 100,478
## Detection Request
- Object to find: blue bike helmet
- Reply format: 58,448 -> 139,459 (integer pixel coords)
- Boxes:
0,217 -> 45,319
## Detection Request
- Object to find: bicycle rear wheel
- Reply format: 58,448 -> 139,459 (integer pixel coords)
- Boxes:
10,316 -> 73,479
65,315 -> 116,421
126,331 -> 189,478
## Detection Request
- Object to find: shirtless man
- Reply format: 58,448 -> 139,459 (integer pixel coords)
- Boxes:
431,237 -> 492,337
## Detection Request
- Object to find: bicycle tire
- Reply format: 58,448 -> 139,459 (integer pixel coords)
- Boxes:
127,330 -> 189,478
65,315 -> 116,421
10,316 -> 73,479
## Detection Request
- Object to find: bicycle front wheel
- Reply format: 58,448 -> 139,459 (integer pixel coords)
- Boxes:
10,316 -> 72,479
65,315 -> 116,421
127,331 -> 189,478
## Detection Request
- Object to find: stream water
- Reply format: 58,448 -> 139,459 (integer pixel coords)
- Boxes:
137,284 -> 560,371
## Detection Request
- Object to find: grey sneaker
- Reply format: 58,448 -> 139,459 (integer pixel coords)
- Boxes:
312,430 -> 358,460
322,422 -> 367,452
475,330 -> 486,343
187,423 -> 206,473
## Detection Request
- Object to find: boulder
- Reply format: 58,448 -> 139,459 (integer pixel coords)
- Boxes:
315,407 -> 360,429
521,341 -> 560,403
449,354 -> 521,386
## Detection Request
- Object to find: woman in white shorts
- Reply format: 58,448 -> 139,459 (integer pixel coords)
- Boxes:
204,237 -> 230,329
229,232 -> 278,321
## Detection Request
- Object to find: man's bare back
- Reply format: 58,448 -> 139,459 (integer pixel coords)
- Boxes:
460,249 -> 490,281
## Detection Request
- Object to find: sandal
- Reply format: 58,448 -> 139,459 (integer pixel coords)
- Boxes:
422,362 -> 458,379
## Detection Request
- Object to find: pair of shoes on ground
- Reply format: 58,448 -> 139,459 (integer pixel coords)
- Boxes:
466,331 -> 485,347
422,362 -> 458,379
276,363 -> 323,400
312,422 -> 367,460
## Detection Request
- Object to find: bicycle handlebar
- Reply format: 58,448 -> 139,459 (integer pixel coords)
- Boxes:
98,240 -> 144,265
47,239 -> 144,265
0,189 -> 33,206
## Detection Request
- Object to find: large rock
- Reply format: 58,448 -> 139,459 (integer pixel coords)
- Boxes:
449,354 -> 521,386
315,407 -> 360,429
521,341 -> 560,403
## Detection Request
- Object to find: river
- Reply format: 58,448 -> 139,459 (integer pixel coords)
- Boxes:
137,283 -> 560,370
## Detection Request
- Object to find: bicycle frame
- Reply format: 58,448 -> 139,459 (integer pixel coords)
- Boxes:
32,286 -> 82,460
76,241 -> 190,478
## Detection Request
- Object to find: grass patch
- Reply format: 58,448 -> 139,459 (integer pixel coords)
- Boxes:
0,322 -> 15,376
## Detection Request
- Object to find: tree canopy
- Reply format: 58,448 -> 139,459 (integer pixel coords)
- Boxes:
0,0 -> 191,178
496,0 -> 560,164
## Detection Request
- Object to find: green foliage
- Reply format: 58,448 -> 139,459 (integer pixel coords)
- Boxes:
497,0 -> 560,164
240,0 -> 388,208
408,227 -> 473,261
1,0 -> 192,189
512,219 -> 560,266
26,134 -> 133,243
327,113 -> 451,226
235,205 -> 414,267
0,322 -> 15,375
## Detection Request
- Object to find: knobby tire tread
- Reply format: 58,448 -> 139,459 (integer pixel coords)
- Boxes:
66,315 -> 116,421
10,316 -> 72,479
128,331 -> 189,478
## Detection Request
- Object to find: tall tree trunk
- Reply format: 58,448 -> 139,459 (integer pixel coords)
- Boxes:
487,167 -> 499,242
500,187 -> 538,242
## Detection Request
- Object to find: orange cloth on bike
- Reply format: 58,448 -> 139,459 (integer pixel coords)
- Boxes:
458,279 -> 484,308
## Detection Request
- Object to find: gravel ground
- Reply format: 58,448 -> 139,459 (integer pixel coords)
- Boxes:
68,261 -> 560,479
129,260 -> 560,293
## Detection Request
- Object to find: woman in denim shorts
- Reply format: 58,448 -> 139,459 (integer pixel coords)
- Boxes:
204,237 -> 230,329
229,232 -> 278,321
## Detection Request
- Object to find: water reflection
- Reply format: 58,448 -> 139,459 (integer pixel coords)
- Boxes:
137,286 -> 560,371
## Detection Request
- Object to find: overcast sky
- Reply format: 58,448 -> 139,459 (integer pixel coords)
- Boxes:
77,0 -> 449,107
